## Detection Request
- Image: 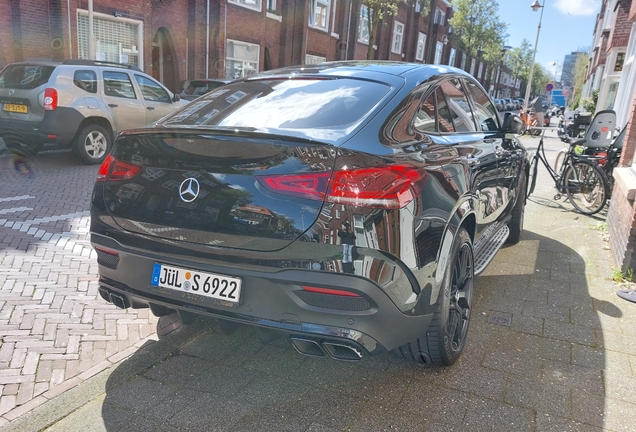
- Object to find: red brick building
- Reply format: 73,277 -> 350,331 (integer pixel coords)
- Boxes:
0,0 -> 517,96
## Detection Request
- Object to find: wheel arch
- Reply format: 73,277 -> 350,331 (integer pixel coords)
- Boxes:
72,117 -> 115,145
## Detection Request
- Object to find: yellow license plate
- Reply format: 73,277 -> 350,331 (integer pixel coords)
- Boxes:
3,104 -> 28,114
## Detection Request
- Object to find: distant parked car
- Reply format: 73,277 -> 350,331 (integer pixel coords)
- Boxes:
0,59 -> 186,164
495,99 -> 505,111
179,79 -> 231,101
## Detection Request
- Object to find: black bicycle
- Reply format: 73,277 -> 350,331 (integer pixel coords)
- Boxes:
527,126 -> 610,215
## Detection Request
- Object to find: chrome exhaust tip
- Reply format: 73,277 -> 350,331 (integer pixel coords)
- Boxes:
289,337 -> 326,357
322,342 -> 363,361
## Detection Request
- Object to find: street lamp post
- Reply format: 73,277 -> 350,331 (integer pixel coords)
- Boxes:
522,0 -> 545,116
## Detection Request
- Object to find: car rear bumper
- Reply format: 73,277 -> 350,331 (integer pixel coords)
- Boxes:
91,232 -> 435,356
0,107 -> 83,146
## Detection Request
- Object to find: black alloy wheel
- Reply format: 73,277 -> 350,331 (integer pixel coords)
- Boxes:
394,227 -> 474,366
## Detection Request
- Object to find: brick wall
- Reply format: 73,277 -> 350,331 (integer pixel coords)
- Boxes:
608,169 -> 636,271
0,0 -> 12,66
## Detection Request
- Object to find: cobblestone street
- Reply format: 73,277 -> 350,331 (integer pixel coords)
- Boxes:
0,149 -> 159,424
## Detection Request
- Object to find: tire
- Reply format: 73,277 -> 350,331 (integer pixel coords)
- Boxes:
74,124 -> 111,165
507,174 -> 526,244
526,154 -> 538,199
564,160 -> 609,215
394,227 -> 474,366
553,149 -> 566,174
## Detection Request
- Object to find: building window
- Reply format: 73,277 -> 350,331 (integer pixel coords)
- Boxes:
77,11 -> 141,67
478,62 -> 483,79
305,54 -> 326,64
448,48 -> 456,66
229,0 -> 262,11
310,0 -> 330,30
470,59 -> 476,76
434,42 -> 443,64
226,40 -> 259,79
615,52 -> 625,72
416,33 -> 426,61
434,8 -> 445,25
266,0 -> 276,12
358,5 -> 370,43
392,21 -> 404,54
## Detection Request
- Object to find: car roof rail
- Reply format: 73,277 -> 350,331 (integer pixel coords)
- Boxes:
62,59 -> 142,72
22,58 -> 61,63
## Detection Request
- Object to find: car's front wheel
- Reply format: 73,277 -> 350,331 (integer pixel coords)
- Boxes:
395,227 -> 474,366
74,124 -> 111,165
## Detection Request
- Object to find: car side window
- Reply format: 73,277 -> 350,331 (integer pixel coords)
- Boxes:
464,80 -> 499,132
134,75 -> 171,103
413,92 -> 436,133
439,79 -> 476,132
73,70 -> 97,94
435,88 -> 455,133
103,71 -> 136,99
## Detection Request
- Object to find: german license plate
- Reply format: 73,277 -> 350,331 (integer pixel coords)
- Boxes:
151,263 -> 241,303
2,104 -> 28,114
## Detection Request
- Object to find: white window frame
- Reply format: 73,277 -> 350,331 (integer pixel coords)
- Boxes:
77,10 -> 143,70
392,21 -> 404,55
448,48 -> 456,66
266,0 -> 276,12
305,54 -> 326,64
229,0 -> 262,12
225,39 -> 260,79
416,32 -> 426,61
434,8 -> 445,25
461,53 -> 467,70
434,42 -> 443,64
478,62 -> 483,79
470,59 -> 476,76
309,0 -> 330,31
358,5 -> 370,43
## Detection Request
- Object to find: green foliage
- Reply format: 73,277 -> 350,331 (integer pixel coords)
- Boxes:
449,0 -> 508,65
530,63 -> 550,97
507,39 -> 533,80
581,89 -> 598,113
612,267 -> 635,283
570,53 -> 590,107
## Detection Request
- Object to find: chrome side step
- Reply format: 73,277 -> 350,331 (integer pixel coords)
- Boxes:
474,225 -> 509,275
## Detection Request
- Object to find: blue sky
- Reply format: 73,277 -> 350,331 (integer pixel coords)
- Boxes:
497,0 -> 601,81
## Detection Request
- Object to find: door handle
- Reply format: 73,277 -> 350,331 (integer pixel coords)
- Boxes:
108,104 -> 118,108
146,107 -> 155,111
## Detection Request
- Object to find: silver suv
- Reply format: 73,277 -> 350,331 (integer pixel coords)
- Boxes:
0,59 -> 185,164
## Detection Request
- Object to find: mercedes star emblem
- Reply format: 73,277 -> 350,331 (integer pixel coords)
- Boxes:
179,178 -> 200,202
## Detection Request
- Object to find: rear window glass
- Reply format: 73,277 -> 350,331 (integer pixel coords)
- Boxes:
74,70 -> 97,94
0,65 -> 55,89
161,78 -> 389,129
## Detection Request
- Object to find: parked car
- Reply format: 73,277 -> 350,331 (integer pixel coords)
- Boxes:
91,61 -> 528,367
0,59 -> 186,164
179,78 -> 231,101
495,99 -> 505,111
503,98 -> 515,111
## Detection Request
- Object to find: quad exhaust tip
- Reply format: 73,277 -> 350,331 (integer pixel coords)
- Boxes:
289,337 -> 363,361
98,287 -> 130,309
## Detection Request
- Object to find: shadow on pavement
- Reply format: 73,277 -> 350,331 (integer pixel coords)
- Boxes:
43,230 -> 610,431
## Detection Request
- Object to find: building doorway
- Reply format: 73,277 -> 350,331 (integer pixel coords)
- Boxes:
151,28 -> 178,92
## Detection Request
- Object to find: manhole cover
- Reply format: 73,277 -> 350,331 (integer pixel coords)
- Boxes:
488,314 -> 511,326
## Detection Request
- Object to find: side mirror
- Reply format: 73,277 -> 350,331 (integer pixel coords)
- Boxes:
502,113 -> 523,134
172,93 -> 181,103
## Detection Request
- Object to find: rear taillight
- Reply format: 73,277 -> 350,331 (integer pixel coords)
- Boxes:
96,154 -> 141,181
257,164 -> 425,209
43,88 -> 58,111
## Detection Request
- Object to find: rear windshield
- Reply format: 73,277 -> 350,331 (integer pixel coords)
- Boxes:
161,78 -> 389,130
0,65 -> 56,89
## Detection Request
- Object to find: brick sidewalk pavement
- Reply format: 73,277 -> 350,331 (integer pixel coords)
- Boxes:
0,150 -> 160,425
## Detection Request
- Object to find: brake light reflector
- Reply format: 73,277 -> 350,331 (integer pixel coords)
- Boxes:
257,164 -> 424,209
43,88 -> 58,111
302,286 -> 360,297
96,154 -> 141,181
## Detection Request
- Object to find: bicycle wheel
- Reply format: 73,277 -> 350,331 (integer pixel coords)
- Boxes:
526,153 -> 538,199
564,160 -> 609,215
553,149 -> 567,174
